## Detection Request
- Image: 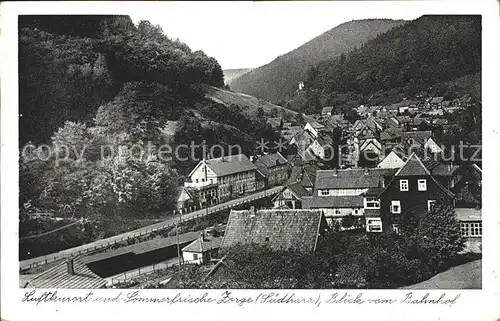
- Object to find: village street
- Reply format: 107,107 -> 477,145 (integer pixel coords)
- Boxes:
19,185 -> 283,270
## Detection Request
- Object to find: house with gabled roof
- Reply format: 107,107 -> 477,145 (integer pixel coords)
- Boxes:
321,106 -> 335,116
182,232 -> 223,265
306,167 -> 396,229
272,182 -> 311,209
380,127 -> 403,149
377,153 -> 455,234
352,121 -> 384,167
397,100 -> 412,114
184,154 -> 258,202
304,121 -> 326,138
289,128 -> 316,152
430,96 -> 444,108
377,148 -> 406,169
308,133 -> 334,160
288,164 -> 318,193
401,130 -> 443,154
253,152 -> 288,187
220,208 -> 329,253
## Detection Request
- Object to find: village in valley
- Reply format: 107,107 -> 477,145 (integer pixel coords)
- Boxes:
18,14 -> 482,290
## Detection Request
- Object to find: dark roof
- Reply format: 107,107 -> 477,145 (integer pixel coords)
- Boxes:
395,153 -> 431,176
24,256 -> 107,289
303,196 -> 364,208
380,153 -> 454,198
254,153 -> 287,170
401,131 -> 433,145
362,187 -> 385,196
398,100 -> 411,107
286,154 -> 304,167
182,236 -> 223,253
380,127 -> 403,141
286,181 -> 312,198
83,232 -> 200,264
315,168 -> 396,190
431,164 -> 460,177
201,154 -> 257,177
220,209 -> 324,253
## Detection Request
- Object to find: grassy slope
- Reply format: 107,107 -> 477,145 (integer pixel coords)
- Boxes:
223,68 -> 252,85
204,85 -> 315,122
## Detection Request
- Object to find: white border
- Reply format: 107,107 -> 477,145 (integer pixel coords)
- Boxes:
2,2 -> 500,321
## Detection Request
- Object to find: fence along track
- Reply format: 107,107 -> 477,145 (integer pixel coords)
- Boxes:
19,187 -> 281,271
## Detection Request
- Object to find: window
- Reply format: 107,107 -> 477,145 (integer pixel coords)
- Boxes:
196,179 -> 199,183
427,200 -> 436,212
392,223 -> 400,235
334,209 -> 342,215
201,178 -> 205,182
418,179 -> 427,191
364,197 -> 380,209
193,253 -> 199,260
320,190 -> 329,196
461,222 -> 482,237
353,209 -> 359,215
400,180 -> 409,191
366,218 -> 382,233
391,200 -> 401,213
338,189 -> 347,196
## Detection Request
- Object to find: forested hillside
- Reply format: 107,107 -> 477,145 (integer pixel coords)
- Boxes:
19,16 -> 278,224
230,19 -> 406,104
301,15 -> 481,114
19,15 -> 224,145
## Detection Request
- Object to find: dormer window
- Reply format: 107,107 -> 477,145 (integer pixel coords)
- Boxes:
400,179 -> 409,191
418,179 -> 427,191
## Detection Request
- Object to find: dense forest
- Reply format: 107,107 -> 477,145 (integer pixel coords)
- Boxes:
300,15 -> 481,114
230,19 -> 406,104
19,16 -> 278,223
19,15 -> 224,145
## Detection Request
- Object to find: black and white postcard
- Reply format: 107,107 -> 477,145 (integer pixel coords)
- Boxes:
1,1 -> 499,321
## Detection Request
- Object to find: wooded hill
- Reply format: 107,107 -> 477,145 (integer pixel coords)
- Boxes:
301,15 -> 481,114
19,16 -> 281,222
19,15 -> 224,145
229,19 -> 406,104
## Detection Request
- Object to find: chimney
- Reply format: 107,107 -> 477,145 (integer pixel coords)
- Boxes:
333,168 -> 338,176
66,258 -> 75,275
364,167 -> 369,175
200,231 -> 205,242
249,206 -> 255,215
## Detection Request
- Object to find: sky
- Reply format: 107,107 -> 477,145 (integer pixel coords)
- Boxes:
130,2 -> 426,70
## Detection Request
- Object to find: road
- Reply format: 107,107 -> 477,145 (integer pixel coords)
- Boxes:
402,260 -> 482,289
20,186 -> 282,270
